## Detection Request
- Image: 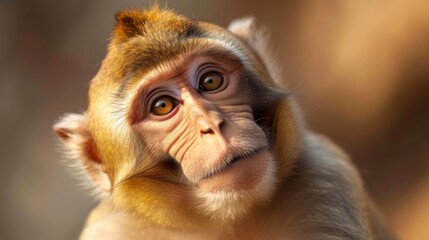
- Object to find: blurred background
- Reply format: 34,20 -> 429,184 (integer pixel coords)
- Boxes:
1,0 -> 428,239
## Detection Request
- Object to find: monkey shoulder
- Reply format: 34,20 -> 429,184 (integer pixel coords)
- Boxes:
79,201 -> 146,240
298,131 -> 362,187
272,132 -> 374,239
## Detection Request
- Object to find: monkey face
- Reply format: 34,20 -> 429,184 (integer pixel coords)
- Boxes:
79,9 -> 286,224
132,56 -> 275,193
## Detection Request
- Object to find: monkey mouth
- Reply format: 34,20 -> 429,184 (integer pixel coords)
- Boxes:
226,147 -> 264,167
201,147 -> 265,180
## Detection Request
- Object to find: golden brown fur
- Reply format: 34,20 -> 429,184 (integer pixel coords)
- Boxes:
54,7 -> 395,240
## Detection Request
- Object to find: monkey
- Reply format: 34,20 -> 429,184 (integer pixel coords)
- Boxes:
53,7 -> 396,240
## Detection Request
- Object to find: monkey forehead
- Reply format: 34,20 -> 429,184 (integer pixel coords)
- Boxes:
119,47 -> 243,98
110,7 -> 245,62
93,9 -> 251,88
108,26 -> 246,84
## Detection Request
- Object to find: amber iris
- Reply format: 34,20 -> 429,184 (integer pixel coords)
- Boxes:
151,96 -> 178,116
199,71 -> 224,92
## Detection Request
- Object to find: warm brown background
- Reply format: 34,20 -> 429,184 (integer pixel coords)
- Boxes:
1,1 -> 428,239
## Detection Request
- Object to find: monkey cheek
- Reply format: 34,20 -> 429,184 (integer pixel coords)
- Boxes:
197,150 -> 272,192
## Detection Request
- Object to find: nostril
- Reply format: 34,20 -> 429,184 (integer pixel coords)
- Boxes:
201,128 -> 214,135
218,118 -> 225,129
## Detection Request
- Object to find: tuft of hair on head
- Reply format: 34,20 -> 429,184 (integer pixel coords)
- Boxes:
113,6 -> 192,43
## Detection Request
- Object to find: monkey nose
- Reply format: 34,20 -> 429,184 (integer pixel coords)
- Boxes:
198,112 -> 225,136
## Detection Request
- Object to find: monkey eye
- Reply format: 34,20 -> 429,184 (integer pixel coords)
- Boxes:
198,71 -> 224,92
150,96 -> 179,116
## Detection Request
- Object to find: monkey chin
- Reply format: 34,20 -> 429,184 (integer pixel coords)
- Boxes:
195,151 -> 277,222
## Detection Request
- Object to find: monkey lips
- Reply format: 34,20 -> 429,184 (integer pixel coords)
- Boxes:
197,148 -> 271,192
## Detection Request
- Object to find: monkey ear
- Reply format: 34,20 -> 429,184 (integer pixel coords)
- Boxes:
228,17 -> 256,42
53,113 -> 111,193
229,17 -> 281,86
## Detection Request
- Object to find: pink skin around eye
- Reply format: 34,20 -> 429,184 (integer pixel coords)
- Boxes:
129,57 -> 242,125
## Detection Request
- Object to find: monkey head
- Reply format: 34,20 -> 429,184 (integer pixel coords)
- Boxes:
54,7 -> 301,230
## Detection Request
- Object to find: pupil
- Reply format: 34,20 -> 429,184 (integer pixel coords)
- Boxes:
207,78 -> 214,84
160,103 -> 166,108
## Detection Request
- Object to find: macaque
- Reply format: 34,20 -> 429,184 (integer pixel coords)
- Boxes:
54,7 -> 396,240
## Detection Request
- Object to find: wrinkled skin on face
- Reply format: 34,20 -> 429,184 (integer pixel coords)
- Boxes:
132,57 -> 272,192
